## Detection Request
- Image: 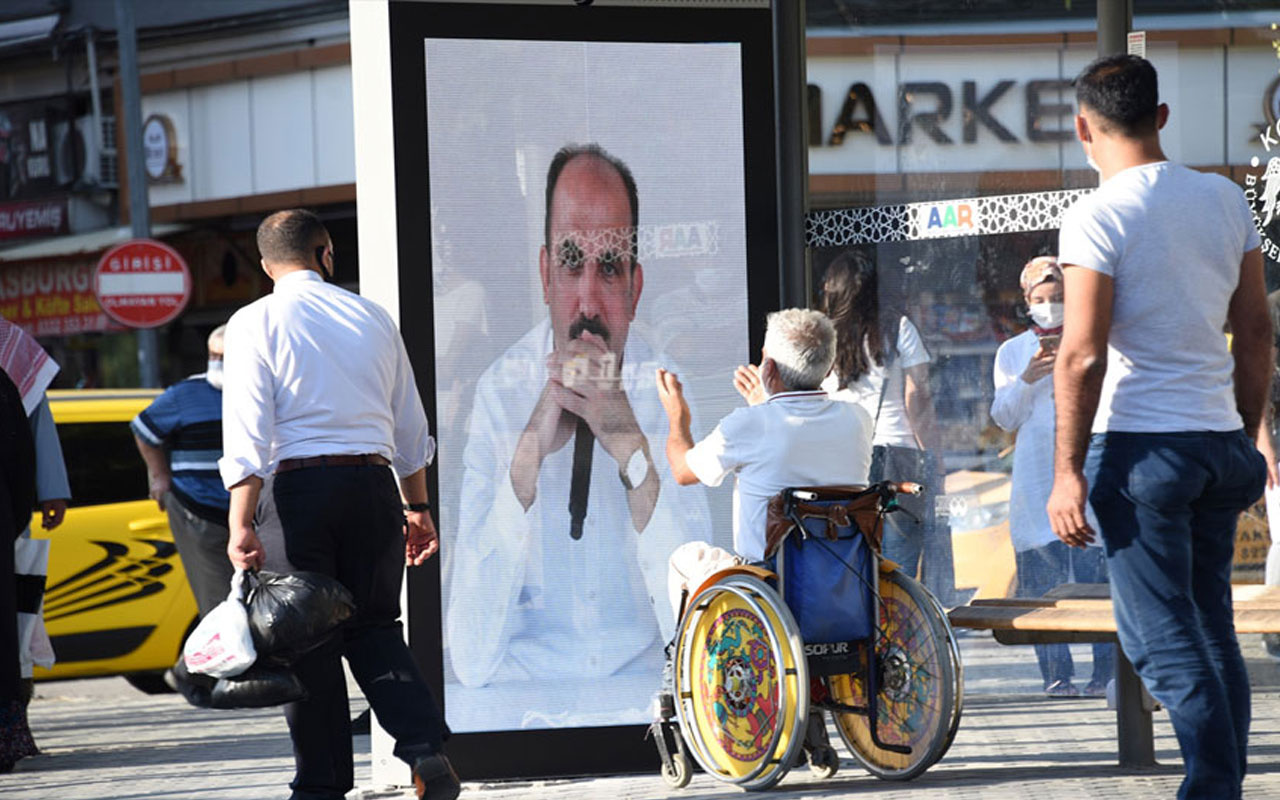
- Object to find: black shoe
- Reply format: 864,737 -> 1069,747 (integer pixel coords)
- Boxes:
412,753 -> 461,800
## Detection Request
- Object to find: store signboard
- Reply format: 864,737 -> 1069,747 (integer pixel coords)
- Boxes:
807,40 -> 1278,175
912,198 -> 980,239
0,258 -> 113,336
94,239 -> 192,328
0,197 -> 68,241
0,96 -> 101,201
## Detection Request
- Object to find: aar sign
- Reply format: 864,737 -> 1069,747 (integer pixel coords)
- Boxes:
913,200 -> 980,240
94,239 -> 191,328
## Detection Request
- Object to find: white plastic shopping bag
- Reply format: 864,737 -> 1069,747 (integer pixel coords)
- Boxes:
15,534 -> 54,676
183,569 -> 257,678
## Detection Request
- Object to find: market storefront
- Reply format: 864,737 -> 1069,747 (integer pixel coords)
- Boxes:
801,6 -> 1280,595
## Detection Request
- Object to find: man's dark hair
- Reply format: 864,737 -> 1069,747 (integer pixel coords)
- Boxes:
1073,54 -> 1160,136
257,208 -> 329,266
544,144 -> 639,261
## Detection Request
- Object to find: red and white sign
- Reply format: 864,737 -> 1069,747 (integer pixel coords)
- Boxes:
0,198 -> 69,241
94,239 -> 192,328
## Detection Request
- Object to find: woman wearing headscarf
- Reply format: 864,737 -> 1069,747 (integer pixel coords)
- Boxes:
990,256 -> 1114,697
0,318 -> 69,716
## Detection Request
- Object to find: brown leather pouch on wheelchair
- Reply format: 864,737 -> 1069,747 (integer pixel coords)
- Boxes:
764,485 -> 885,558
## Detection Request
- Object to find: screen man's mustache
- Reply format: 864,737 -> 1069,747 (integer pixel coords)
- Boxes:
568,316 -> 610,343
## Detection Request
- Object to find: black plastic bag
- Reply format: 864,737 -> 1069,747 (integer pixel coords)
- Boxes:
210,664 -> 307,709
244,569 -> 356,663
170,657 -> 215,709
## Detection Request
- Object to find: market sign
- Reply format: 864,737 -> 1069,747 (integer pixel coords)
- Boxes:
0,259 -> 113,336
94,239 -> 191,328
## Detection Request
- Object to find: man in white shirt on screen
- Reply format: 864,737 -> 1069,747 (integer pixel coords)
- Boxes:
220,209 -> 456,800
446,144 -> 710,727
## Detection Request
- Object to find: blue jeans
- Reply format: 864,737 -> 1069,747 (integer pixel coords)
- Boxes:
1014,540 -> 1115,688
1086,429 -> 1265,800
872,445 -> 956,604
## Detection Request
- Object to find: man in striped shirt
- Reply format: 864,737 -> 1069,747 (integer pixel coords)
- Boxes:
132,325 -> 231,617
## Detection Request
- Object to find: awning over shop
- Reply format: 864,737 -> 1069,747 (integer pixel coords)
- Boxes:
0,223 -> 188,264
0,13 -> 58,52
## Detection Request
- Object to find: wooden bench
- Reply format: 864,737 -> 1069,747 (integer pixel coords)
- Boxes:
948,582 -> 1280,767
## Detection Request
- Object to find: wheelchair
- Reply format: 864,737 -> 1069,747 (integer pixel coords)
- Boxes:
649,481 -> 963,790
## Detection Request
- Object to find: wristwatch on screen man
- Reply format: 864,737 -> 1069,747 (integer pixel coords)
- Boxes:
619,447 -> 650,491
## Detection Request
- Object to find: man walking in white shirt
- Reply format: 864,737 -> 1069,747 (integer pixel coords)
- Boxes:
1048,56 -> 1271,800
220,210 -> 457,800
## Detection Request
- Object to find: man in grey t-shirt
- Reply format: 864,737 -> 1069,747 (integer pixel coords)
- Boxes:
1048,55 -> 1271,800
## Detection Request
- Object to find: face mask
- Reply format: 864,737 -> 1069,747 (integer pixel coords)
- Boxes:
206,359 -> 224,390
1083,140 -> 1102,175
1027,302 -> 1064,329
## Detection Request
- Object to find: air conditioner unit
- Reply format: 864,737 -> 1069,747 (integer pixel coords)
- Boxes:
51,115 -> 117,188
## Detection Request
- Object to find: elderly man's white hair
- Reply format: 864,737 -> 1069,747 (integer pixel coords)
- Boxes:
763,308 -> 836,391
207,324 -> 227,352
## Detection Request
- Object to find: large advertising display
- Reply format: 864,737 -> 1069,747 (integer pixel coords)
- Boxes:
374,1 -> 778,776
426,36 -> 748,732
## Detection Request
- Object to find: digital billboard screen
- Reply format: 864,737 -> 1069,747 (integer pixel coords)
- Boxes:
380,1 -> 778,775
425,36 -> 750,733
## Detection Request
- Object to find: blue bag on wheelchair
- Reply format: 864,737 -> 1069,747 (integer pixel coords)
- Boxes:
765,488 -> 879,649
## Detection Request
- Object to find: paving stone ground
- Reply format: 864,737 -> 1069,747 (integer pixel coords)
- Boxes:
8,632 -> 1280,799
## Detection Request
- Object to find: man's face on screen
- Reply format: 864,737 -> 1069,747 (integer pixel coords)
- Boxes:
539,156 -> 642,359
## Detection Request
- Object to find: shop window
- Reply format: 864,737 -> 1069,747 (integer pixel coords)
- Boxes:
57,421 -> 147,507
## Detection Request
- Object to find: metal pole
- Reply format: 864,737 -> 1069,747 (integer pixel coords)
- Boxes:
1097,0 -> 1133,58
85,30 -> 104,155
114,0 -> 160,388
772,0 -> 809,309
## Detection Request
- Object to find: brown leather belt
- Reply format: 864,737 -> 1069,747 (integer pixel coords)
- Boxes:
276,454 -> 390,473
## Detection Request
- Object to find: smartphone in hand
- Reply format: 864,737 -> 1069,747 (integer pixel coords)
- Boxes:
1038,333 -> 1060,351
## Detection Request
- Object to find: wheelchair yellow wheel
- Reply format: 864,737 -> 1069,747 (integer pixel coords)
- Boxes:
674,574 -> 807,791
826,569 -> 956,781
923,582 -> 965,759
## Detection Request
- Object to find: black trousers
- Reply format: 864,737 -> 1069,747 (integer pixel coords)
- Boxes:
273,464 -> 447,800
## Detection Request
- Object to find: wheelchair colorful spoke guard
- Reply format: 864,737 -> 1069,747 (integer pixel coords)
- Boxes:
650,482 -> 962,790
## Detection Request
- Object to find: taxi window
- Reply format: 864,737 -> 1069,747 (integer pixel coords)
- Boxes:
57,421 -> 147,507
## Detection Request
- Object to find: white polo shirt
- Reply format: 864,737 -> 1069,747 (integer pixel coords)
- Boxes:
1058,161 -> 1259,433
685,390 -> 874,561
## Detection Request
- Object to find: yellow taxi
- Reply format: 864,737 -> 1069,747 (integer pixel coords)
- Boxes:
30,389 -> 199,693
945,466 -> 1269,602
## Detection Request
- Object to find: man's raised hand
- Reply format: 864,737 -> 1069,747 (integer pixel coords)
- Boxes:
733,363 -> 766,405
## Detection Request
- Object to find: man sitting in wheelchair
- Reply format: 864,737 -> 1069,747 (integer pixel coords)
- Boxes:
652,308 -> 960,789
655,307 -> 873,563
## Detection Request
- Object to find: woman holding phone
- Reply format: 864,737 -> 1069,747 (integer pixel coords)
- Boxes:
991,256 -> 1114,697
